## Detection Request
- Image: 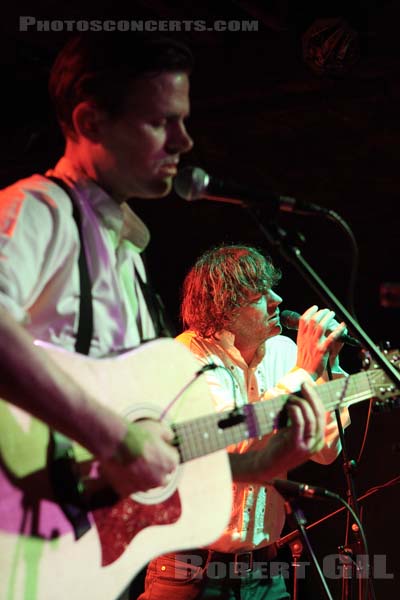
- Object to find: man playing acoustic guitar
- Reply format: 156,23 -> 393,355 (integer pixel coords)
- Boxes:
1,35 -> 345,600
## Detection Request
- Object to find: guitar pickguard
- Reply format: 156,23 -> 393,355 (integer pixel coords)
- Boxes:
93,491 -> 182,566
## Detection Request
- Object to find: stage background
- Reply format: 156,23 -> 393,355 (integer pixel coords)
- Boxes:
2,2 -> 399,597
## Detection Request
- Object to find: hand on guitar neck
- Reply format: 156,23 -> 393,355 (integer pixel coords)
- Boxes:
230,381 -> 326,483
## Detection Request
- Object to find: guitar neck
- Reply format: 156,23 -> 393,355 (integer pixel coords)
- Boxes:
175,369 -> 381,463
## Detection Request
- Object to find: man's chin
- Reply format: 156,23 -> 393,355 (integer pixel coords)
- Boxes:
266,323 -> 282,339
140,177 -> 173,199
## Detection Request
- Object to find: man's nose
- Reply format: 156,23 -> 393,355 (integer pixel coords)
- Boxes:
268,290 -> 283,305
168,123 -> 193,155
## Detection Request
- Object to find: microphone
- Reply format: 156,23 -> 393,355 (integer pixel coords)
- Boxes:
174,166 -> 323,214
271,478 -> 340,501
280,309 -> 361,347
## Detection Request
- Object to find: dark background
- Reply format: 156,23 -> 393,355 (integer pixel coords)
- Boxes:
2,1 -> 400,597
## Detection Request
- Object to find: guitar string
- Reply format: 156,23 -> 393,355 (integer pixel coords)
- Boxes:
176,368 -> 389,462
178,378 -> 366,461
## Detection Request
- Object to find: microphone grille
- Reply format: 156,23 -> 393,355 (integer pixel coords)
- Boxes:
280,310 -> 301,330
174,166 -> 209,201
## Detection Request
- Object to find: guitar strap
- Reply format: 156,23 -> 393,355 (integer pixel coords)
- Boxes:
44,176 -> 175,538
134,255 -> 176,339
46,176 -> 94,354
45,175 -> 93,539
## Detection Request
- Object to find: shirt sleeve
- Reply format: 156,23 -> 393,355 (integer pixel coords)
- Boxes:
0,178 -> 72,323
261,367 -> 315,399
313,365 -> 351,464
262,364 -> 351,465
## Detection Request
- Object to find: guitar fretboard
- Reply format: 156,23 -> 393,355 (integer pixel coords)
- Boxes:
175,368 -> 389,463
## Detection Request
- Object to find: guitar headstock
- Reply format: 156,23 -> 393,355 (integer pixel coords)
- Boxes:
362,348 -> 400,412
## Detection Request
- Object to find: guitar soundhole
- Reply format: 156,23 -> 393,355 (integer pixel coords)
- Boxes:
116,404 -> 182,503
92,490 -> 182,566
131,466 -> 180,505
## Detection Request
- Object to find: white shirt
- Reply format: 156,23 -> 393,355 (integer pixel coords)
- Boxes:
0,157 -> 156,356
177,330 -> 346,552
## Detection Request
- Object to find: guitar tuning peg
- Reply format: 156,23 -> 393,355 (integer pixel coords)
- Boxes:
360,349 -> 371,369
379,340 -> 392,352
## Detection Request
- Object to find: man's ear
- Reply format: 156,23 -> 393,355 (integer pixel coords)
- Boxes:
71,101 -> 107,142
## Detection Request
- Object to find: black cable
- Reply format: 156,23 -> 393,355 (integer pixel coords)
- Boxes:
324,208 -> 359,321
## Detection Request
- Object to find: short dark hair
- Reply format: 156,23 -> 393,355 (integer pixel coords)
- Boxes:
49,33 -> 193,136
181,244 -> 281,337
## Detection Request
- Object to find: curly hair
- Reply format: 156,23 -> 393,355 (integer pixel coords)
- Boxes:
181,244 -> 281,337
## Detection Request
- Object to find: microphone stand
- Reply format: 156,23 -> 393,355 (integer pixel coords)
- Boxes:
283,498 -> 334,600
329,366 -> 370,600
275,479 -> 395,599
288,536 -> 303,600
244,207 -> 395,599
244,209 -> 400,388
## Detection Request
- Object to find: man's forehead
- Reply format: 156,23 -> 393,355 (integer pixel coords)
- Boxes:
126,71 -> 190,105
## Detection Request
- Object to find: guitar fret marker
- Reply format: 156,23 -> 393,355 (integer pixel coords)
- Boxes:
175,356 -> 400,465
243,404 -> 260,438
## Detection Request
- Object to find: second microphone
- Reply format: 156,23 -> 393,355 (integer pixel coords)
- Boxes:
280,310 -> 361,347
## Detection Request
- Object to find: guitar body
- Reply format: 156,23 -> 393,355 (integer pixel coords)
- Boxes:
0,339 -> 232,600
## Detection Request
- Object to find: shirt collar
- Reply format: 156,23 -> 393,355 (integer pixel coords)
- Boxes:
48,157 -> 150,251
214,330 -> 266,368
